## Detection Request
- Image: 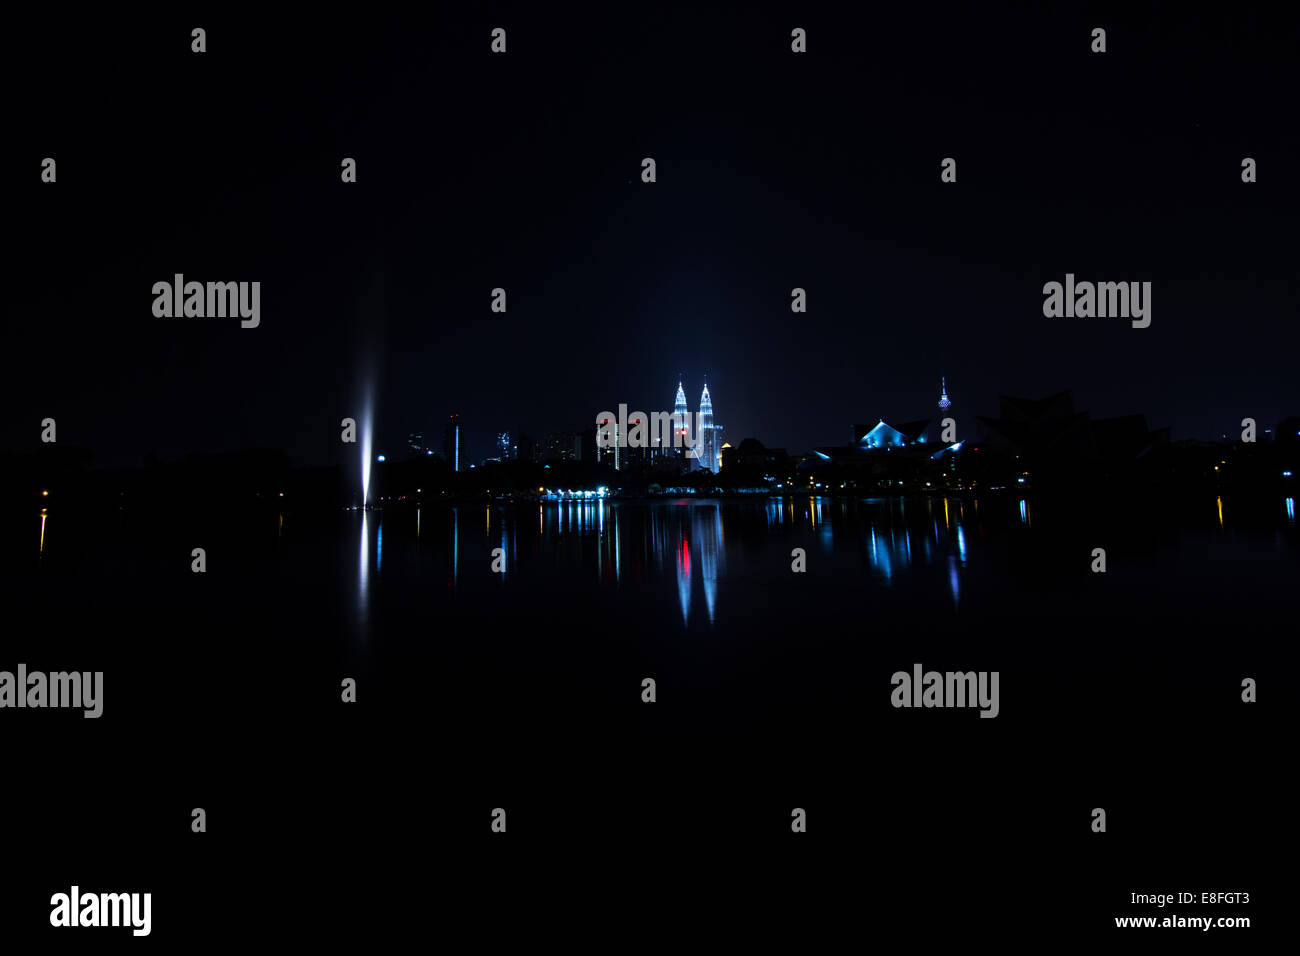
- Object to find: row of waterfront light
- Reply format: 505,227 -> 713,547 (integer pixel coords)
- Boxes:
541,487 -> 608,500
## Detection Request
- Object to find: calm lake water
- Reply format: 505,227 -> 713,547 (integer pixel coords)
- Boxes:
11,489 -> 1293,787
5,493 -> 1291,938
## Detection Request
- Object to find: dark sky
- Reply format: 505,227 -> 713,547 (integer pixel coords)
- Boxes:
7,4 -> 1297,468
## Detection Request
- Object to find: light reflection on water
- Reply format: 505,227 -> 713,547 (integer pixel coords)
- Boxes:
357,510 -> 370,621
343,495 -> 1296,630
694,505 -> 723,624
676,532 -> 691,625
352,497 -> 974,628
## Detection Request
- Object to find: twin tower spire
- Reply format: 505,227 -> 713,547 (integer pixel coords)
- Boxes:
674,377 -> 718,472
675,378 -> 712,412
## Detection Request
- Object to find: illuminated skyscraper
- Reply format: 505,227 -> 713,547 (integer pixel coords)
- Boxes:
698,382 -> 717,473
938,377 -> 952,411
596,414 -> 620,469
672,379 -> 690,461
443,415 -> 462,472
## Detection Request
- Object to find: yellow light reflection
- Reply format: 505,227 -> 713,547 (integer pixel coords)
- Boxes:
1217,496 -> 1223,529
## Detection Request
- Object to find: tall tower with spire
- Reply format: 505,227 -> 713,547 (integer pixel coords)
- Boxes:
672,378 -> 690,461
938,377 -> 952,412
698,382 -> 716,473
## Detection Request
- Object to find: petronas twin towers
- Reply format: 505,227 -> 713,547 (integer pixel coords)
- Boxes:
673,379 -> 721,473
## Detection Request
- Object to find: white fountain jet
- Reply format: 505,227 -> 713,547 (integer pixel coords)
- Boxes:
359,390 -> 374,508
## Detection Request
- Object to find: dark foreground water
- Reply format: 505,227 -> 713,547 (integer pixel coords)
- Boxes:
3,493 -> 1292,943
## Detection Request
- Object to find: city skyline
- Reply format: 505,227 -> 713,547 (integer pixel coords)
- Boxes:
336,373 -> 1295,475
13,369 -> 1294,474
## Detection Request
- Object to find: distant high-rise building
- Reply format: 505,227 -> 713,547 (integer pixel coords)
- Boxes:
546,432 -> 580,461
623,412 -> 649,469
407,432 -> 424,455
938,377 -> 952,411
698,383 -> 717,473
596,415 -> 624,469
443,415 -> 463,472
672,379 -> 690,462
496,430 -> 514,460
579,423 -> 597,463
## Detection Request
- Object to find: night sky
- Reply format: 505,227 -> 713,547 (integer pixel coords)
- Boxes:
7,5 -> 1297,468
